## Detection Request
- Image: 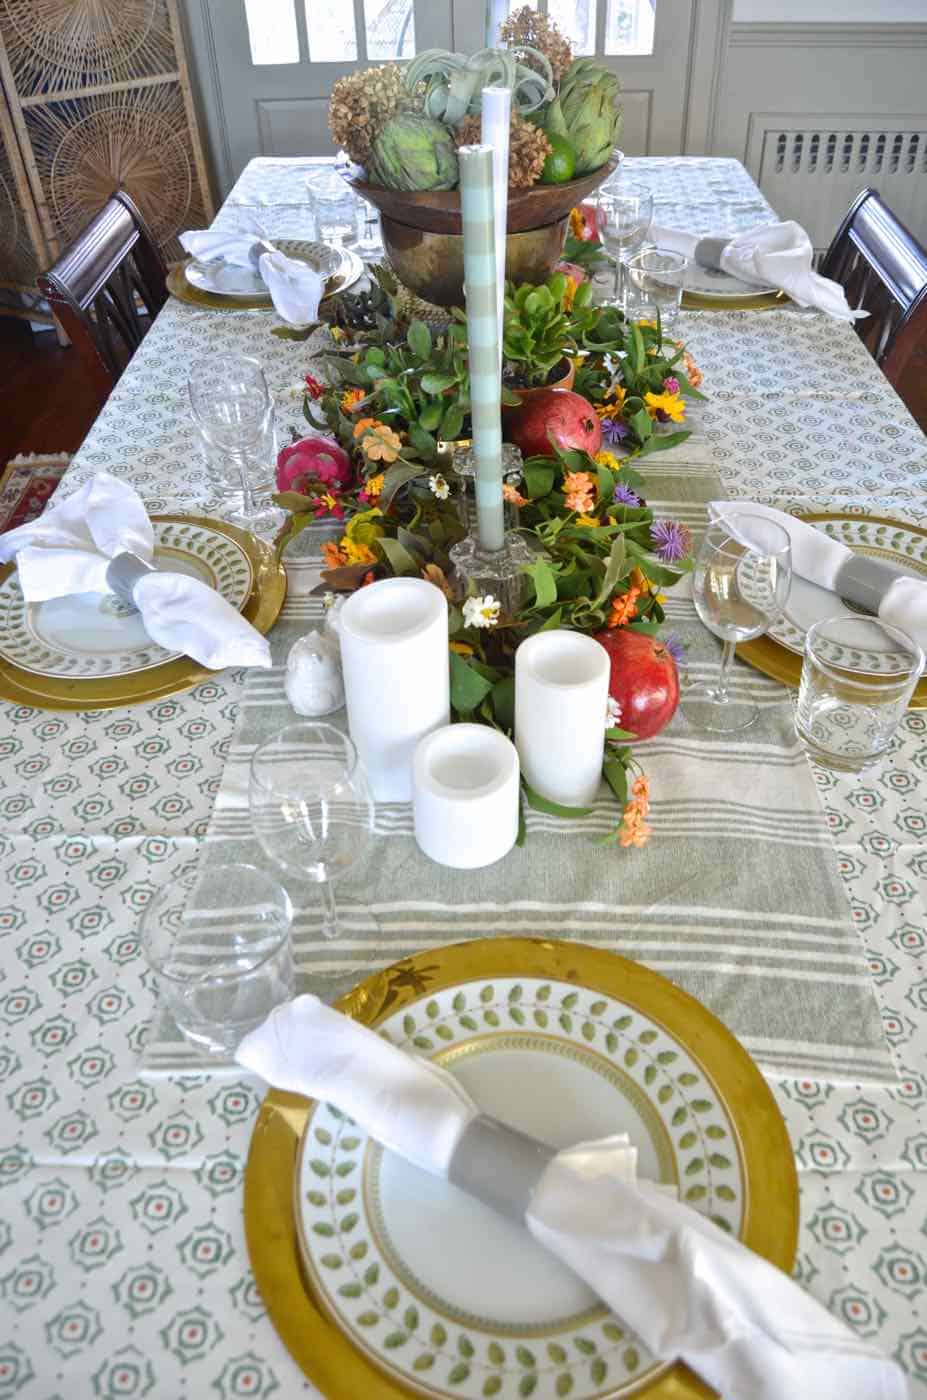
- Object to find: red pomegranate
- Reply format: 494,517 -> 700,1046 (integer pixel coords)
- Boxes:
504,389 -> 602,459
595,628 -> 679,741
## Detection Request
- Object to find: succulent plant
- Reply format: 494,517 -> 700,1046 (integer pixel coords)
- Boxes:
455,110 -> 551,189
555,59 -> 622,175
405,47 -> 553,125
369,113 -> 459,191
328,64 -> 408,165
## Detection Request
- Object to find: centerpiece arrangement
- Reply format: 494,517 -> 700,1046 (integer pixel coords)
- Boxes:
273,218 -> 704,846
329,7 -> 622,304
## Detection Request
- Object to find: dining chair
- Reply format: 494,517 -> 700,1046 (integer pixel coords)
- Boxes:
820,188 -> 927,421
37,190 -> 168,410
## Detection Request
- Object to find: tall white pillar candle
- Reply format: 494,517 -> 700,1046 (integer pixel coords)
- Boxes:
515,630 -> 610,808
340,578 -> 449,802
413,724 -> 520,869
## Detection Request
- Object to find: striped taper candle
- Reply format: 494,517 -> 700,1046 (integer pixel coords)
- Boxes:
458,142 -> 506,555
481,85 -> 511,380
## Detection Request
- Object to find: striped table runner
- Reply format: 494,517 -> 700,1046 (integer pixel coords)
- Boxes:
141,469 -> 895,1085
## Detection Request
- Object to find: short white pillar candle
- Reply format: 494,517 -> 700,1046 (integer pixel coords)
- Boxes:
340,577 -> 450,802
515,629 -> 609,807
413,724 -> 520,869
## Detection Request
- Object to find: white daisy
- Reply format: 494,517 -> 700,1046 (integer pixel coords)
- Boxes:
462,595 -> 501,629
605,696 -> 622,727
428,473 -> 450,500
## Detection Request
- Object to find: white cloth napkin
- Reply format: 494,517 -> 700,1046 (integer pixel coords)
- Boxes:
0,473 -> 272,671
179,212 -> 324,327
237,995 -> 906,1400
650,220 -> 866,320
711,499 -> 927,652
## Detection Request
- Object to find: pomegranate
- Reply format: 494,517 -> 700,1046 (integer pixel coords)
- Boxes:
276,436 -> 354,493
594,628 -> 679,741
504,389 -> 602,459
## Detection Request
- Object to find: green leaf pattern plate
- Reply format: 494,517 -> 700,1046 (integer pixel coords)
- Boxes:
295,975 -> 745,1400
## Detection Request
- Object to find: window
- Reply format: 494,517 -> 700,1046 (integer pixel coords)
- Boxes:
244,0 -> 416,66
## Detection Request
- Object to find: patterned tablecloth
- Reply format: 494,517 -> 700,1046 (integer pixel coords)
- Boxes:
1,157 -> 926,1400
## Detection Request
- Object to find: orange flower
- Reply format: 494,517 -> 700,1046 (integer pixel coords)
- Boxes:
563,469 -> 595,515
562,276 -> 578,311
502,482 -> 528,507
684,351 -> 703,389
340,387 -> 365,413
569,207 -> 585,240
322,537 -> 377,569
449,641 -> 474,656
619,802 -> 652,848
322,541 -> 345,569
607,587 -> 640,628
353,418 -> 402,463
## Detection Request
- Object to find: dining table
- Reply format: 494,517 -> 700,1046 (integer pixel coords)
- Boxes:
1,153 -> 927,1400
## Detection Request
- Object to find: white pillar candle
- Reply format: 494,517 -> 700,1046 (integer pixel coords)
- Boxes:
340,578 -> 449,802
413,724 -> 520,869
515,630 -> 610,808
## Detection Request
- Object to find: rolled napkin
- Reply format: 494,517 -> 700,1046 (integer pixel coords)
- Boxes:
711,499 -> 927,652
650,220 -> 866,321
179,212 -> 323,327
0,472 -> 272,671
237,995 -> 906,1400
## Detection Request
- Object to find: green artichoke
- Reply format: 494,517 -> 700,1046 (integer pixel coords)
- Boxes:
369,114 -> 459,192
556,59 -> 622,175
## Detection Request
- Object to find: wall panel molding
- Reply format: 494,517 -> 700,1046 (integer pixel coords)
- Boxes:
729,21 -> 927,47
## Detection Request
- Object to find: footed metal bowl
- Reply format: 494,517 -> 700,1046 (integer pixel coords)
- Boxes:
380,216 -> 569,307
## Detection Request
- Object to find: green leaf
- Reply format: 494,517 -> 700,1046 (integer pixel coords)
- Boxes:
419,402 -> 443,432
414,1354 -> 436,1371
521,778 -> 594,818
408,423 -> 438,461
709,1153 -> 732,1169
339,1212 -> 359,1232
593,534 -> 627,606
692,1099 -> 714,1113
452,992 -> 466,1012
319,1253 -> 342,1269
523,459 -> 556,499
556,1375 -> 573,1397
716,1184 -> 737,1200
547,1343 -> 567,1364
308,1160 -> 330,1178
605,726 -> 635,742
685,1184 -> 708,1202
639,1029 -> 658,1043
435,1023 -> 454,1040
348,1241 -> 368,1260
431,1323 -> 448,1346
624,1048 -> 638,1067
574,1337 -> 596,1355
590,1359 -> 607,1385
357,1311 -> 379,1327
705,1124 -> 727,1139
312,1222 -> 334,1237
523,558 -> 558,607
306,1190 -> 325,1207
516,1345 -> 536,1367
602,755 -> 628,807
448,1363 -> 470,1385
459,1335 -> 475,1358
439,402 -> 465,441
602,1322 -> 624,1341
338,1282 -> 362,1298
334,1161 -> 355,1177
449,651 -> 494,713
421,372 -> 457,394
483,1378 -> 503,1397
629,407 -> 652,442
534,1009 -> 548,1028
383,1286 -> 399,1309
519,1377 -> 538,1397
488,1342 -> 506,1365
384,1331 -> 409,1349
380,461 -> 427,507
685,1157 -> 705,1176
623,1346 -> 640,1372
364,1263 -> 380,1286
404,1306 -> 420,1331
637,429 -> 691,457
407,319 -> 432,360
678,1131 -> 698,1150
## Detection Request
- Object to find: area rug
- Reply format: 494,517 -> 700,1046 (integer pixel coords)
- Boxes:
0,453 -> 70,533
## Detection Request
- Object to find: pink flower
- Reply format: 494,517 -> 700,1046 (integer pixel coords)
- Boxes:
554,260 -> 587,286
276,436 -> 355,493
663,376 -> 680,395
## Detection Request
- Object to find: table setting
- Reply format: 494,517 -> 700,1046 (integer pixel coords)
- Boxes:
3,17 -> 927,1397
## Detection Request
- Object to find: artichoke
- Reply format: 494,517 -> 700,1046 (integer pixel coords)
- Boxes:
556,59 -> 622,175
369,113 -> 459,191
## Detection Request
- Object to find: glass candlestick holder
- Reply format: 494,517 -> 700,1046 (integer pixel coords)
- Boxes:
452,443 -> 525,534
448,531 -> 534,618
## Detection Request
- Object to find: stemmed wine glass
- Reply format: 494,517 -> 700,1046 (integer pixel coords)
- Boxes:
596,185 -> 654,312
188,353 -> 284,536
249,722 -> 375,942
683,510 -> 792,732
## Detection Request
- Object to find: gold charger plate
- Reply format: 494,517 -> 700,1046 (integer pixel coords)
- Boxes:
245,937 -> 798,1400
0,515 -> 286,711
167,242 -> 364,312
737,510 -> 927,710
681,289 -> 788,312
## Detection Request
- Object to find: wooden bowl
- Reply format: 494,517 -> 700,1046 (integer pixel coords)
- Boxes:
344,151 -> 622,236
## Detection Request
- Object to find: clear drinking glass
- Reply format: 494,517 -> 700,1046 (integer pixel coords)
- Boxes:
684,510 -> 792,732
354,196 -> 383,262
596,185 -> 654,311
188,354 -> 285,536
626,248 -> 688,325
795,615 -> 924,770
140,864 -> 294,1054
249,722 -> 375,941
306,168 -> 358,246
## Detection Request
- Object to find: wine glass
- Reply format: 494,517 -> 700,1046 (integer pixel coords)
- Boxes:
188,354 -> 284,536
683,510 -> 792,732
596,185 -> 654,311
249,722 -> 375,942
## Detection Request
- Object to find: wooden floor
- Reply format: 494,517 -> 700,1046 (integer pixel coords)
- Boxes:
0,317 -> 102,464
0,311 -> 925,466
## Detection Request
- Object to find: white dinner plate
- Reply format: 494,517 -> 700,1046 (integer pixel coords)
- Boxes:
0,519 -> 253,680
295,972 -> 746,1400
185,238 -> 340,300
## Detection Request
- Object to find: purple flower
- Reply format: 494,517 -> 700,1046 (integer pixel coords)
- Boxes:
651,519 -> 692,563
664,631 -> 685,663
601,415 -> 630,446
663,376 -> 680,395
613,482 -> 640,507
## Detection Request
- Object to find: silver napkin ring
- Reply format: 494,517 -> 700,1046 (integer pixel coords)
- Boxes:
833,554 -> 903,617
447,1114 -> 556,1224
694,236 -> 727,271
105,552 -> 156,612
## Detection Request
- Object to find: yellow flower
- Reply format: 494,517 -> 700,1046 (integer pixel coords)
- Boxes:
330,326 -> 346,343
607,587 -> 641,628
595,384 -> 626,418
353,417 -> 402,463
576,514 -> 601,528
569,207 -> 585,240
340,538 -> 377,567
594,450 -> 621,471
340,387 -> 365,413
362,472 -> 384,500
644,391 -> 686,423
322,541 -> 345,569
562,276 -> 577,311
449,641 -> 474,656
636,318 -> 657,329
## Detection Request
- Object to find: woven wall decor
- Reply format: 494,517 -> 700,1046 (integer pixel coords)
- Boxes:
0,0 -> 213,319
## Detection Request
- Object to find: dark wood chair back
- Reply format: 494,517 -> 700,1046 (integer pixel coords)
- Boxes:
820,188 -> 927,398
37,191 -> 168,409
